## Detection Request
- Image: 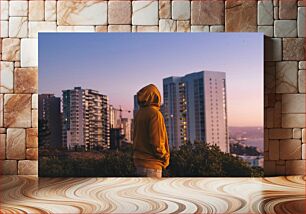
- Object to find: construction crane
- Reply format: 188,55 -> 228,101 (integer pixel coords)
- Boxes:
112,105 -> 131,121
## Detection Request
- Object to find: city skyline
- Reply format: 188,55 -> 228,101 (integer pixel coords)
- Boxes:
39,33 -> 263,127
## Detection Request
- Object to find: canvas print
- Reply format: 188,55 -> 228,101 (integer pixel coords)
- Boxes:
38,33 -> 264,177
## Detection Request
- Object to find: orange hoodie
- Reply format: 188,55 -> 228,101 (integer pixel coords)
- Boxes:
133,84 -> 170,170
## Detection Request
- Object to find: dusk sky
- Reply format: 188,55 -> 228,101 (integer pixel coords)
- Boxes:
39,33 -> 263,127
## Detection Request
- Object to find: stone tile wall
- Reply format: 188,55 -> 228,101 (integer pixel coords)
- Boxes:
0,0 -> 305,176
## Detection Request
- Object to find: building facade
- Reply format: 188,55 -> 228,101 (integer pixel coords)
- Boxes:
163,71 -> 229,153
62,87 -> 110,150
38,94 -> 62,148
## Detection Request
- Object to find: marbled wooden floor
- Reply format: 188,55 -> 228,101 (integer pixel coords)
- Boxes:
0,176 -> 305,214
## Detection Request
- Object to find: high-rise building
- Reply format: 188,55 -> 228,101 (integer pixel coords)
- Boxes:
109,105 -> 120,129
121,118 -> 131,142
38,94 -> 62,148
62,87 -> 110,150
163,71 -> 229,153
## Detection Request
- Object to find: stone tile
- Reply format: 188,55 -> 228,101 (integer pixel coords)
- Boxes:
1,1 -> 9,21
57,26 -> 95,32
285,160 -> 305,175
225,0 -> 257,32
210,25 -> 225,32
0,94 -> 3,127
0,128 -> 6,134
279,0 -> 297,19
275,164 -> 285,175
298,1 -> 305,6
21,38 -> 38,67
9,17 -> 28,38
18,160 -> 38,175
57,1 -> 107,25
108,1 -> 131,25
192,0 -> 224,25
29,21 -> 57,38
264,160 -> 276,176
298,70 -> 305,93
136,26 -> 159,32
298,7 -> 305,37
303,129 -> 306,143
177,21 -> 190,32
1,21 -> 9,38
258,26 -> 273,37
269,140 -> 279,160
32,110 -> 38,128
0,134 -> 5,159
26,128 -> 38,148
293,128 -> 302,139
274,20 -> 297,37
132,1 -> 158,25
4,94 -> 31,128
191,25 -> 209,32
264,138 -> 269,152
269,128 -> 293,139
32,94 -> 38,110
159,1 -> 171,19
258,0 -> 273,25
274,7 -> 279,20
45,1 -> 57,21
280,139 -> 302,160
299,61 -> 306,70
282,114 -> 305,128
0,61 -> 14,93
282,94 -> 305,114
266,107 -> 274,128
95,26 -> 108,32
14,61 -> 20,68
0,160 -> 17,175
132,26 -> 136,32
274,100 -> 282,128
172,1 -> 190,20
14,68 -> 38,94
29,1 -> 44,21
264,62 -> 276,93
302,144 -> 306,159
9,1 -> 28,17
273,0 -> 279,6
6,128 -> 26,159
276,61 -> 298,93
264,37 -> 282,61
283,38 -> 305,61
26,148 -> 38,160
159,19 -> 176,32
108,25 -> 131,32
2,38 -> 20,61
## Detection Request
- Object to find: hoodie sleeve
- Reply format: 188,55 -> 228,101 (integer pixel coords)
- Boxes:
149,111 -> 169,162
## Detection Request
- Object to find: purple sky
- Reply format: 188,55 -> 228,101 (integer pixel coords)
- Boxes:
39,33 -> 263,127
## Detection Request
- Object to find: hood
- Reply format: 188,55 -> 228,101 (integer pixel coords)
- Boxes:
137,84 -> 161,108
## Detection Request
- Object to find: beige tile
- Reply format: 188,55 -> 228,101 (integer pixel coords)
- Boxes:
57,26 -> 95,32
293,128 -> 302,139
276,61 -> 298,93
192,0 -> 224,25
258,0 -> 273,25
191,25 -> 209,32
0,95 -> 3,127
1,1 -> 9,21
298,70 -> 305,93
258,26 -> 273,37
95,26 -> 108,32
4,94 -> 32,128
159,1 -> 171,19
280,139 -> 302,160
225,0 -> 256,32
132,1 -> 158,25
177,21 -> 190,32
32,110 -> 38,128
57,1 -> 107,25
2,38 -> 20,61
26,148 -> 38,160
108,25 -> 131,32
1,21 -> 9,38
282,114 -> 305,128
279,0 -> 297,19
283,38 -> 305,61
9,17 -> 28,38
172,1 -> 190,21
0,134 -> 5,159
269,140 -> 279,160
274,20 -> 297,37
269,128 -> 293,139
14,68 -> 38,94
6,128 -> 26,159
32,94 -> 38,110
282,94 -> 305,114
26,128 -> 38,148
18,160 -> 38,175
21,38 -> 38,67
136,26 -> 159,32
29,1 -> 44,21
210,25 -> 225,32
9,1 -> 28,17
45,1 -> 57,21
0,160 -> 17,175
285,160 -> 305,175
159,19 -> 176,32
108,1 -> 131,24
29,21 -> 57,38
0,61 -> 14,93
298,7 -> 305,37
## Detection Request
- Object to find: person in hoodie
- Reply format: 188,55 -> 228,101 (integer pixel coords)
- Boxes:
133,84 -> 170,178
